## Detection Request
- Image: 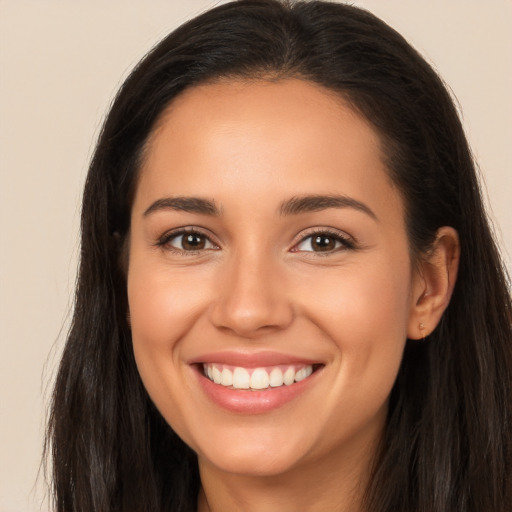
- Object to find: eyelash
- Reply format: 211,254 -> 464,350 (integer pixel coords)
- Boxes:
291,228 -> 356,254
156,228 -> 218,254
156,227 -> 356,255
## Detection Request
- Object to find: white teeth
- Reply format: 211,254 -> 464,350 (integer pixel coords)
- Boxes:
294,366 -> 312,382
203,363 -> 315,390
221,368 -> 233,386
232,367 -> 250,389
269,367 -> 284,387
283,367 -> 295,386
212,366 -> 222,384
250,368 -> 269,390
294,367 -> 308,382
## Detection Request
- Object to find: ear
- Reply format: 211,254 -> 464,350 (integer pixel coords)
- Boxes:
407,227 -> 460,340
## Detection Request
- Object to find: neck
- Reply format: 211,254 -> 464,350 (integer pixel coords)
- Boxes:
196,435 -> 378,512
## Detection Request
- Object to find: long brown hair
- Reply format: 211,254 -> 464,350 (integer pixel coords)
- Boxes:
46,1 -> 512,510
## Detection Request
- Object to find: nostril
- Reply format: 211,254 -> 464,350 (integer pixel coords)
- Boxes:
209,264 -> 294,336
210,303 -> 294,338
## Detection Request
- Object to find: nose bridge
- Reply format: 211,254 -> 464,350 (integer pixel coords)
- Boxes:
210,239 -> 293,337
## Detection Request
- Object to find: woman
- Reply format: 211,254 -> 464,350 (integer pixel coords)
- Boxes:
46,1 -> 512,510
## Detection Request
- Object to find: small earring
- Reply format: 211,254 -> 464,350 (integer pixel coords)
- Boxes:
419,322 -> 426,340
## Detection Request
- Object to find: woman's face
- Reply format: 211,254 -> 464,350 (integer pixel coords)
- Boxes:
127,79 -> 422,477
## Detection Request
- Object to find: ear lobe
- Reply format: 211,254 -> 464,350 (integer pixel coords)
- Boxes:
407,227 -> 460,340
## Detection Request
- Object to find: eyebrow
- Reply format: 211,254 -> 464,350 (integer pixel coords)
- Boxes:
143,194 -> 377,221
279,194 -> 377,221
143,196 -> 221,217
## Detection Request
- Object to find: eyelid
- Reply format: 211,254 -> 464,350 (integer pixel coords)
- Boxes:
155,225 -> 355,255
156,226 -> 220,253
290,227 -> 356,253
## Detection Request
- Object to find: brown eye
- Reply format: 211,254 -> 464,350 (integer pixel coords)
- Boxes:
294,231 -> 352,253
167,232 -> 215,251
182,233 -> 206,250
311,235 -> 336,252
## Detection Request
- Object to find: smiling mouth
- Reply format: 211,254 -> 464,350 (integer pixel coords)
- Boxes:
202,363 -> 322,391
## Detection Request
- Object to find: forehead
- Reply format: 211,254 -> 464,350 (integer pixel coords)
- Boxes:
134,78 -> 401,220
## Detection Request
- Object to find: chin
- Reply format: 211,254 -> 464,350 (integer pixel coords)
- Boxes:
193,428 -> 311,477
202,450 -> 304,478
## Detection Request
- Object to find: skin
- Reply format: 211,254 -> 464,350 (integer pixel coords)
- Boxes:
127,79 -> 459,512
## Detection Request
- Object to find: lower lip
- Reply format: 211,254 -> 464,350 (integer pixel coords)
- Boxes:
195,366 -> 322,414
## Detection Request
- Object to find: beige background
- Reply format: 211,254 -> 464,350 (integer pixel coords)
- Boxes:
1,1 -> 510,510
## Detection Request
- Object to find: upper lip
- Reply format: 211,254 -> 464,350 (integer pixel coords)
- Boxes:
188,350 -> 322,368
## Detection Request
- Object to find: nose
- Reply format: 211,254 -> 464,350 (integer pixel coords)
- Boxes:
209,251 -> 294,338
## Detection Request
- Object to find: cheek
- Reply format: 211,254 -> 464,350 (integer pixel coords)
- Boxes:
127,270 -> 173,402
128,272 -> 175,356
127,259 -> 194,392
128,259 -> 211,347
126,253 -> 220,420
297,254 -> 412,395
311,260 -> 411,428
126,262 -> 208,435
346,267 -> 410,342
303,259 -> 410,339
